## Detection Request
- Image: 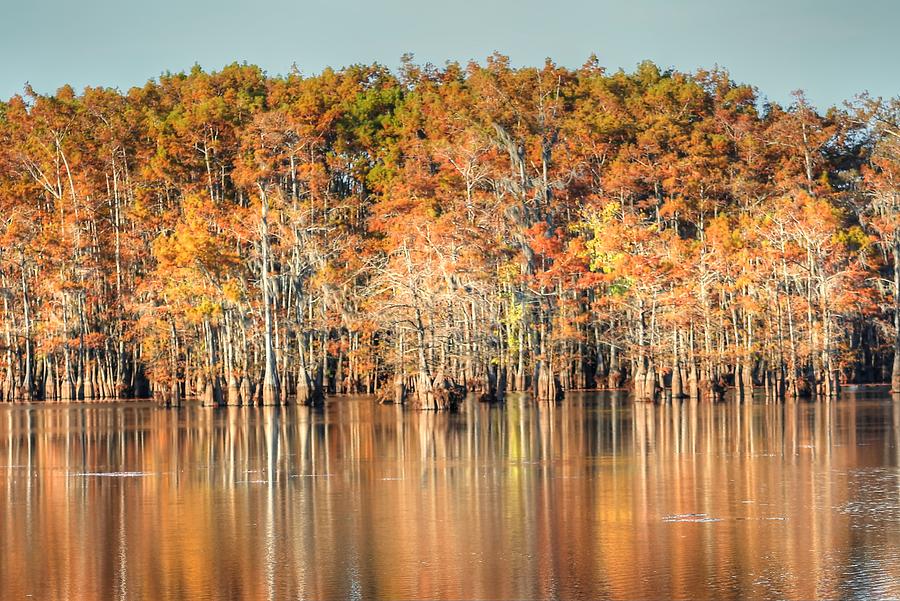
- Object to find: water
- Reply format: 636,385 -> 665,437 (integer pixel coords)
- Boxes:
1,392 -> 899,600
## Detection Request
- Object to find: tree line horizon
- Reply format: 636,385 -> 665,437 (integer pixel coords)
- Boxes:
1,55 -> 899,409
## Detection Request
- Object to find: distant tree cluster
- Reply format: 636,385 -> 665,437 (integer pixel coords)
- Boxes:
1,56 -> 898,408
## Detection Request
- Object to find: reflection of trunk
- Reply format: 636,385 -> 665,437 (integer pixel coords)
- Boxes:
259,186 -> 279,405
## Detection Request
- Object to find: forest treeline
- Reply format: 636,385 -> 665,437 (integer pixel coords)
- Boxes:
1,56 -> 899,408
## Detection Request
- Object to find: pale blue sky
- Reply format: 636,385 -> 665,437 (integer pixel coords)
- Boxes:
1,0 -> 897,108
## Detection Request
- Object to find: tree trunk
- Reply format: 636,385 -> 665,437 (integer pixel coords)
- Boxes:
259,186 -> 280,405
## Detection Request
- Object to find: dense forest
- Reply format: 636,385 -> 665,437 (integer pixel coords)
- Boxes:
1,56 -> 899,409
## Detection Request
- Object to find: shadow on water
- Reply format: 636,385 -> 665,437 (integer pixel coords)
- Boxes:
1,391 -> 899,600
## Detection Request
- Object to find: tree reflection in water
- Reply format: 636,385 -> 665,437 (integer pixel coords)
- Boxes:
1,392 -> 899,600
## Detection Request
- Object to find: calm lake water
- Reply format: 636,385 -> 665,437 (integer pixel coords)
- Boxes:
1,392 -> 899,600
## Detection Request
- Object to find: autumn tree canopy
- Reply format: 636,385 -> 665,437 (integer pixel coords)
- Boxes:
0,57 -> 896,407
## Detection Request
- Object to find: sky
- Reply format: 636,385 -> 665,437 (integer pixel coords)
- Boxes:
1,0 -> 897,108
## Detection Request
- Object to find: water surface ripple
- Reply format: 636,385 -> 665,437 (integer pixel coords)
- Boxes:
1,391 -> 899,600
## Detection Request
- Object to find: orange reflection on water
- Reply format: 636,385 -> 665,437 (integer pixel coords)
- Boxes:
1,393 -> 898,600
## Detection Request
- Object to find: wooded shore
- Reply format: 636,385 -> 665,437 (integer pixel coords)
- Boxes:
1,57 -> 899,409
